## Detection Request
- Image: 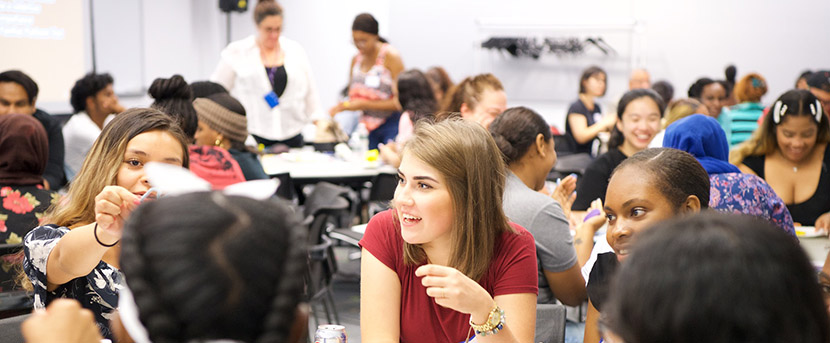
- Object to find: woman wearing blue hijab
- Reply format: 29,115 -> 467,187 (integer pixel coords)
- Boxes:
664,114 -> 795,236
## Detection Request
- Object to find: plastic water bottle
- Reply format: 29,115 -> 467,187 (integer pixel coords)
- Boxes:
352,123 -> 369,156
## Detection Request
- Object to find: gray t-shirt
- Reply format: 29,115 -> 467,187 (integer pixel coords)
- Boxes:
502,171 -> 578,304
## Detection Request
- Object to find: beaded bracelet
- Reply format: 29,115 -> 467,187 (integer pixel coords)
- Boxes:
94,223 -> 119,247
470,304 -> 506,337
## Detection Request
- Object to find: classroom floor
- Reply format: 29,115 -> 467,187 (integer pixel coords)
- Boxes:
308,246 -> 362,342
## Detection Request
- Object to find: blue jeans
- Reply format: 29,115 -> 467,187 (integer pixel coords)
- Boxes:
565,319 -> 585,343
368,112 -> 400,150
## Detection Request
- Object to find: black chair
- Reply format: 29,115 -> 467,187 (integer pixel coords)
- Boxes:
0,244 -> 32,320
271,172 -> 297,202
0,313 -> 28,343
365,172 -> 397,219
306,235 -> 339,327
302,182 -> 354,326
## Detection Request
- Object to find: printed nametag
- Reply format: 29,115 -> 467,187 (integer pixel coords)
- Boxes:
365,75 -> 381,88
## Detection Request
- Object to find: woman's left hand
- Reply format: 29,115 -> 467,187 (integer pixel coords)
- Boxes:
415,264 -> 494,322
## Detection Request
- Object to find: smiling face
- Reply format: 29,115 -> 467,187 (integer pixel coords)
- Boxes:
604,165 -> 681,262
393,153 -> 454,248
116,130 -> 185,198
775,115 -> 819,163
461,88 -> 507,129
700,83 -> 727,118
256,15 -> 282,50
617,97 -> 662,152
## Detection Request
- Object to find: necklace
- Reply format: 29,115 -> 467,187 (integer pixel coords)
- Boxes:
794,166 -> 798,173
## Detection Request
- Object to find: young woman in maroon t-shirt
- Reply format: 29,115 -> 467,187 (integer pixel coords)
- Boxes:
359,118 -> 538,342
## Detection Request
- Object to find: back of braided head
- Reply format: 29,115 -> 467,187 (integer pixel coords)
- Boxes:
121,192 -> 307,343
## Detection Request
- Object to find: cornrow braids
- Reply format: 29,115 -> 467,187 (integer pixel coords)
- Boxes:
121,192 -> 307,343
120,205 -> 184,343
256,212 -> 307,343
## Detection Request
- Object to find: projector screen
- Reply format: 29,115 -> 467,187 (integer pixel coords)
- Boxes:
0,0 -> 85,105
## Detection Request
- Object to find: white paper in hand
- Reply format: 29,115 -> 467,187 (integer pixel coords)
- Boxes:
144,162 -> 279,199
224,179 -> 280,200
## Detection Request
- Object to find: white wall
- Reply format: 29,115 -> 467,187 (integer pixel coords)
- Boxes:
39,0 -> 830,124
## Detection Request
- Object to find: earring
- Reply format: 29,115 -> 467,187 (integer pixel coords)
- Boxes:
214,137 -> 222,147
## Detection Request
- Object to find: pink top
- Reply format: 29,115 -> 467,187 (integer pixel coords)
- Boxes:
359,209 -> 538,342
349,43 -> 396,131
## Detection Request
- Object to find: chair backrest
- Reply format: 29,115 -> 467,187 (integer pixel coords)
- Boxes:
305,235 -> 336,299
369,172 -> 398,202
272,172 -> 296,201
0,313 -> 28,343
303,182 -> 351,218
535,303 -> 567,343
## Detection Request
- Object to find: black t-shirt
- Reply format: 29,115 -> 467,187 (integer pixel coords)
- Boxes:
587,252 -> 618,311
741,147 -> 830,226
564,99 -> 603,155
572,149 -> 627,211
266,65 -> 287,97
33,109 -> 66,190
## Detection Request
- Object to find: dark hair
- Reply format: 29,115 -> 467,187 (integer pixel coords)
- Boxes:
731,89 -> 830,164
607,89 -> 666,149
718,80 -> 733,97
578,66 -> 606,96
613,148 -> 709,210
651,80 -> 674,106
149,75 -> 198,139
724,65 -> 737,85
687,78 -> 716,99
0,70 -> 38,104
207,93 -> 247,117
69,72 -> 114,113
191,81 -> 228,99
797,70 -> 813,88
606,212 -> 830,343
398,69 -> 438,123
489,106 -> 551,165
253,0 -> 283,25
121,193 -> 307,343
425,66 -> 453,99
352,13 -> 387,43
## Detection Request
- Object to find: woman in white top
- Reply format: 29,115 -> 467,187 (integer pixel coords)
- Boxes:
211,0 -> 323,148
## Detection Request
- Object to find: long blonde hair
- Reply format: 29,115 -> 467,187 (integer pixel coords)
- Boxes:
401,118 -> 513,281
730,90 -> 830,165
47,108 -> 190,227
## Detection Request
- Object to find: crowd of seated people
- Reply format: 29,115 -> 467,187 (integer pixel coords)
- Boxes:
3,1 -> 830,342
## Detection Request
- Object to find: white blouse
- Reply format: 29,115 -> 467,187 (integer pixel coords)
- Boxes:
211,35 -> 324,141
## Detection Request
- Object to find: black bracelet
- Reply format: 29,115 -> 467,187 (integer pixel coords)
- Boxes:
94,223 -> 119,247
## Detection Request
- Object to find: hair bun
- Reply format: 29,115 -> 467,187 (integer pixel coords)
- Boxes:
149,75 -> 192,101
490,132 -> 518,163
